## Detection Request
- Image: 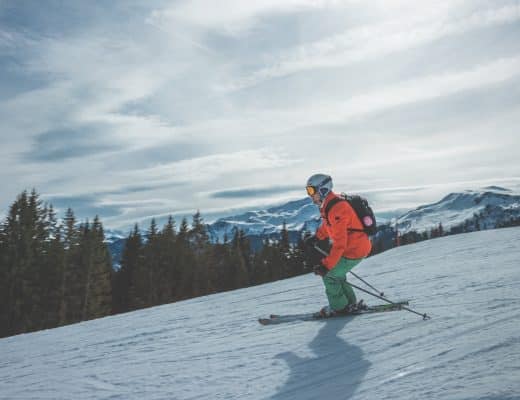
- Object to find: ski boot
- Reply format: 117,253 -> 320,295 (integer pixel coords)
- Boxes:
318,304 -> 351,317
355,299 -> 367,311
318,305 -> 334,318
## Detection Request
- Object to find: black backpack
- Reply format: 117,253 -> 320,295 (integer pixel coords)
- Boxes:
324,193 -> 377,235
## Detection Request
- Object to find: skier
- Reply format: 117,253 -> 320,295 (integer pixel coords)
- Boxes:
304,173 -> 372,317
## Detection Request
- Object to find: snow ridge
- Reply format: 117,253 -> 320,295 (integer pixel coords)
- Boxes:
206,187 -> 520,242
397,189 -> 520,234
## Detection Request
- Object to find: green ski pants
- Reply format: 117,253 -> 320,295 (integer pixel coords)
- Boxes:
322,257 -> 363,311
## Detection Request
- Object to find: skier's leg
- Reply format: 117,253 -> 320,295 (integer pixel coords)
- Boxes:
322,258 -> 360,311
340,258 -> 363,306
322,273 -> 348,311
341,280 -> 357,306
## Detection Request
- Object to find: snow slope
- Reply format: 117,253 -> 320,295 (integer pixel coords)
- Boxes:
1,227 -> 520,399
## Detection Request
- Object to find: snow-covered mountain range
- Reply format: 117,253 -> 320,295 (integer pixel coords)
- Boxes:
206,186 -> 520,242
2,227 -> 519,399
103,186 -> 520,267
206,197 -> 320,243
396,186 -> 520,234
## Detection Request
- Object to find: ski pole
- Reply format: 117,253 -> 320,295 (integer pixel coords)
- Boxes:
348,281 -> 430,320
313,245 -> 430,320
313,244 -> 384,296
349,271 -> 384,297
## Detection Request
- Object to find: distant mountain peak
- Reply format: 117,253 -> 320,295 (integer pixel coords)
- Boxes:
482,186 -> 511,192
397,188 -> 520,234
206,197 -> 319,243
206,187 -> 520,242
104,187 -> 520,267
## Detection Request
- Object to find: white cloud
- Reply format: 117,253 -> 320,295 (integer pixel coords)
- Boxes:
0,27 -> 37,49
328,55 -> 520,121
221,3 -> 520,91
128,149 -> 301,184
0,29 -> 14,47
182,55 -> 520,139
0,31 -> 185,158
147,0 -> 338,36
1,1 -> 520,228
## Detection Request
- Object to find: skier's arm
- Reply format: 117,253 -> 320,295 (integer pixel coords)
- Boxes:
321,203 -> 351,269
315,222 -> 329,241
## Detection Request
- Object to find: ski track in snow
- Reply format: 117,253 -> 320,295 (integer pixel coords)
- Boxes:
1,227 -> 520,399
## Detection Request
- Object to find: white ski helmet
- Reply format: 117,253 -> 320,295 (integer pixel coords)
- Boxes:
306,174 -> 333,200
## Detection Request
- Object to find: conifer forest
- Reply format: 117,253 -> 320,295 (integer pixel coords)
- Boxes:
0,190 -> 308,338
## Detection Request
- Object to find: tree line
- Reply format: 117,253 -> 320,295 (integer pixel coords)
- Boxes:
0,190 -> 112,338
370,208 -> 520,251
4,189 -> 518,338
112,213 -> 308,314
0,190 -> 309,338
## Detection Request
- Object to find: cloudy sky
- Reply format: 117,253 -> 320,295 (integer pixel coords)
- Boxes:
1,0 -> 519,231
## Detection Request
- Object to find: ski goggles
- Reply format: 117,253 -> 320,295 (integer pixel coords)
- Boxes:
306,185 -> 317,196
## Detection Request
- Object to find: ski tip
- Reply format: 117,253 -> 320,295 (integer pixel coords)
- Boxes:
258,318 -> 270,325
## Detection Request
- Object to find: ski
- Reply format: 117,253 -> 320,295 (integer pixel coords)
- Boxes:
258,300 -> 409,325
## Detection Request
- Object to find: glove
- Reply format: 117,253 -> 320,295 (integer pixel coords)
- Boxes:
303,234 -> 318,249
313,264 -> 329,277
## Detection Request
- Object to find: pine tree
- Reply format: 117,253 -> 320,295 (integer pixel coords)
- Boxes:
83,216 -> 112,319
250,250 -> 265,286
40,205 -> 64,329
79,220 -> 93,321
1,190 -> 52,335
176,217 -> 194,299
289,236 -> 307,276
24,190 -> 46,332
190,210 -> 210,250
2,193 -> 23,335
189,211 -> 214,296
277,222 -> 291,278
61,208 -> 84,324
211,241 -> 231,291
157,216 -> 178,303
17,190 -> 45,332
1,190 -> 117,336
114,224 -> 143,312
144,219 -> 160,306
0,218 -> 9,336
229,229 -> 250,289
279,222 -> 290,254
130,223 -> 152,309
257,237 -> 282,283
474,214 -> 481,231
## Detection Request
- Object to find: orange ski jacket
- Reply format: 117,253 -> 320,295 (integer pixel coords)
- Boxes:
315,192 -> 372,269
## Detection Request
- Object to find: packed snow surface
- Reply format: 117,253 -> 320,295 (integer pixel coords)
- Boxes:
1,227 -> 520,399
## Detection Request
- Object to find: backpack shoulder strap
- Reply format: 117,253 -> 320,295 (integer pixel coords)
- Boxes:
324,195 -> 366,233
324,196 -> 346,225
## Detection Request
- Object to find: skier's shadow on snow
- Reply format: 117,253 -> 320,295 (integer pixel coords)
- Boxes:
271,318 -> 370,399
